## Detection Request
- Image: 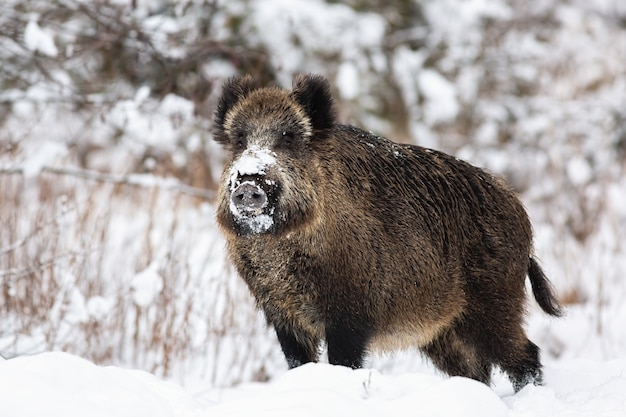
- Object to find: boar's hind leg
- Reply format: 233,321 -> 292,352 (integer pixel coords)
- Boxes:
422,325 -> 493,385
496,337 -> 544,392
325,322 -> 374,369
275,326 -> 320,369
476,314 -> 544,392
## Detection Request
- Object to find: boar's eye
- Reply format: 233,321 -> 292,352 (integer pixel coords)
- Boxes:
235,131 -> 246,148
282,131 -> 295,147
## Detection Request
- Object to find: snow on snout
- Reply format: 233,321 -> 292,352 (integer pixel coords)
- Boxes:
228,146 -> 277,191
227,146 -> 277,234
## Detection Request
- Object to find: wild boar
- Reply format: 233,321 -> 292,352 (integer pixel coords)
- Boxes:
213,73 -> 562,392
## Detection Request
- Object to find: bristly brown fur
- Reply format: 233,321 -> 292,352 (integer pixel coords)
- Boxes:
213,73 -> 562,392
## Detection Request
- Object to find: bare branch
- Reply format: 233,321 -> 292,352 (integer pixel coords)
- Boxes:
0,166 -> 215,200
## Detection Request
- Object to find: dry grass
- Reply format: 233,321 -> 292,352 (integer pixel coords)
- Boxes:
0,170 -> 279,386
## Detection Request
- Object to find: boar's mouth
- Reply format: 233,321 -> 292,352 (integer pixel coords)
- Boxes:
229,175 -> 278,236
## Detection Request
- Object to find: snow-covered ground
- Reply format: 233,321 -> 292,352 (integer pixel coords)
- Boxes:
2,352 -> 625,417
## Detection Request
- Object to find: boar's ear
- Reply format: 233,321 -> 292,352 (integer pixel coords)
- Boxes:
213,75 -> 256,143
291,74 -> 337,135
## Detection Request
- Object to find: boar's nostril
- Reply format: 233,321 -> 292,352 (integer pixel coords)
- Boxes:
231,182 -> 268,212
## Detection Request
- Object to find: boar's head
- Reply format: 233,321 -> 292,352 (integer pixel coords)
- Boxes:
213,74 -> 336,237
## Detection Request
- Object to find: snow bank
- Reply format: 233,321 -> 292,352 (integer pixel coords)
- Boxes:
209,364 -> 507,417
1,352 -> 625,417
0,352 -> 201,417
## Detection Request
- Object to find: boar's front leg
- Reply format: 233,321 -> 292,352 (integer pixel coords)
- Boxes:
275,325 -> 320,369
325,320 -> 374,369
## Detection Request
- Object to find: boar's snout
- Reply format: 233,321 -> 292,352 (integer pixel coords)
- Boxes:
231,180 -> 268,213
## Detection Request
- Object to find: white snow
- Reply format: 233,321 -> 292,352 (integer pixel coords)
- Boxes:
418,69 -> 460,125
336,62 -> 360,100
0,352 -> 200,417
131,262 -> 164,308
233,211 -> 274,234
566,155 -> 593,186
228,146 -> 277,192
248,0 -> 385,85
24,15 -> 59,57
1,352 -> 625,417
229,146 -> 276,180
86,296 -> 114,322
20,140 -> 69,178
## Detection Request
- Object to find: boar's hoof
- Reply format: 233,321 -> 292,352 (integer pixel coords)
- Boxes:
231,182 -> 268,213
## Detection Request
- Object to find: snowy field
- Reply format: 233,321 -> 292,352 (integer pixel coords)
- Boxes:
2,0 -> 626,416
2,352 -> 626,416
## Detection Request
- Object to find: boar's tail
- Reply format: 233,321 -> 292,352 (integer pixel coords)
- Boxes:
528,257 -> 563,317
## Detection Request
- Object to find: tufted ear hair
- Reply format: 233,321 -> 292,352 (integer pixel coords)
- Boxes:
213,75 -> 256,143
290,74 -> 337,135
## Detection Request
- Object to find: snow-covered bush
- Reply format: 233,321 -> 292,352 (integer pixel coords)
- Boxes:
1,0 -> 625,386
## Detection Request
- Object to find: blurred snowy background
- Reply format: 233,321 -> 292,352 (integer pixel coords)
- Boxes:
1,0 -> 625,388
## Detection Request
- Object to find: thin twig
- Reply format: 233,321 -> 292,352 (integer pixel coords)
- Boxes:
0,207 -> 74,257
